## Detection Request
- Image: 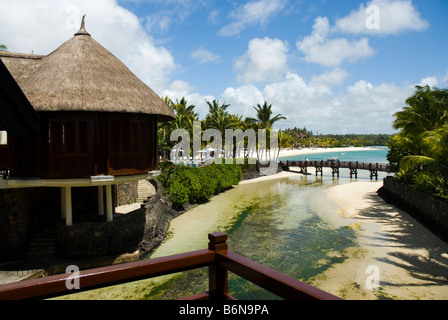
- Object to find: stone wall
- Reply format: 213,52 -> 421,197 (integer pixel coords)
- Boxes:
55,205 -> 146,258
0,184 -> 136,262
55,179 -> 176,259
0,187 -> 60,262
379,176 -> 448,240
0,178 -> 182,261
137,178 -> 179,256
116,182 -> 138,206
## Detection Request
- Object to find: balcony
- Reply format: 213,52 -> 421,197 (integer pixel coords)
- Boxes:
0,232 -> 342,301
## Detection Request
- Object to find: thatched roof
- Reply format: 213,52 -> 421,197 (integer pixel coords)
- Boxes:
0,59 -> 39,136
0,17 -> 175,122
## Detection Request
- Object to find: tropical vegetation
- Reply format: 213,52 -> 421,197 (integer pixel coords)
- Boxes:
157,160 -> 242,208
284,127 -> 392,148
156,95 -> 402,206
158,96 -> 392,164
157,98 -> 288,206
158,97 -> 289,163
387,85 -> 448,198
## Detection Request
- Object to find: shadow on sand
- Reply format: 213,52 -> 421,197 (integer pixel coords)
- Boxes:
356,192 -> 448,289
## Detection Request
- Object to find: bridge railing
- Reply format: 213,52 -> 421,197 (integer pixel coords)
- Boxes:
0,232 -> 341,301
283,160 -> 389,172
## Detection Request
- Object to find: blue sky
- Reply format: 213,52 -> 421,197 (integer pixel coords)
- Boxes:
1,0 -> 447,133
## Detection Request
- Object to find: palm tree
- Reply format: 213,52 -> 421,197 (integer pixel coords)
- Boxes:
246,101 -> 286,129
204,100 -> 244,159
206,99 -> 230,117
158,96 -> 199,159
245,101 -> 286,162
172,97 -> 198,125
390,85 -> 447,170
0,44 -> 7,52
400,125 -> 448,197
390,86 -> 448,197
393,85 -> 448,138
275,130 -> 293,162
204,100 -> 239,135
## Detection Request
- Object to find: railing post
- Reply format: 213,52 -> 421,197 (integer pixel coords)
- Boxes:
208,232 -> 228,300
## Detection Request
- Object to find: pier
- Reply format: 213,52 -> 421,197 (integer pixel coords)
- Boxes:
280,160 -> 389,180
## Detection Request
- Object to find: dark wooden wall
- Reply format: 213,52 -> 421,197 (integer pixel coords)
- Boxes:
5,112 -> 159,179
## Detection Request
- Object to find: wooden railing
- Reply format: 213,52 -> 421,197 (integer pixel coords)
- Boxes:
282,160 -> 389,172
0,232 -> 341,300
281,160 -> 389,179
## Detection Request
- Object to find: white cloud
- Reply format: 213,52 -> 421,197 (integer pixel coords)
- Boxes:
220,73 -> 414,134
169,80 -> 196,93
418,76 -> 439,88
0,0 -> 177,93
442,70 -> 448,87
328,80 -> 413,133
310,68 -> 349,93
335,0 -> 429,36
145,14 -> 172,33
235,37 -> 289,83
208,9 -> 220,24
219,0 -> 287,37
161,81 -> 214,118
296,17 -> 375,67
190,48 -> 221,65
222,85 -> 265,116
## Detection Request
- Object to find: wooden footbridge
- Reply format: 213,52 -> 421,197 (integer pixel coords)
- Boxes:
279,160 -> 389,180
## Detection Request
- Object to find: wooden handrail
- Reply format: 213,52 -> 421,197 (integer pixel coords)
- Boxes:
0,232 -> 342,300
217,251 -> 341,300
282,160 -> 389,172
0,249 -> 215,300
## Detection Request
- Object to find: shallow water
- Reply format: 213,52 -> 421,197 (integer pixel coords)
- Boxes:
61,150 -> 389,300
144,170 -> 386,300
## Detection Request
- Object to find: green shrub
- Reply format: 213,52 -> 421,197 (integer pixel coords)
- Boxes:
159,162 -> 242,208
169,179 -> 189,208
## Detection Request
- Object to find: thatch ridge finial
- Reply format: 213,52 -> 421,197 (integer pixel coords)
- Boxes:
75,14 -> 91,36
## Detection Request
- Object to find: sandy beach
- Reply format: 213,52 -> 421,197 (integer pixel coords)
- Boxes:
277,146 -> 378,158
309,180 -> 448,300
236,169 -> 448,300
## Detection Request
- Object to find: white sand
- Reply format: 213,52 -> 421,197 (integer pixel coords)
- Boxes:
223,170 -> 448,300
278,146 -> 378,158
310,181 -> 448,300
239,170 -> 297,184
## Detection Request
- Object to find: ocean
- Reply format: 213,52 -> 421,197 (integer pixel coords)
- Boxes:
279,146 -> 389,164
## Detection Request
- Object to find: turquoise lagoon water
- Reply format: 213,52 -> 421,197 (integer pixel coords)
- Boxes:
142,148 -> 389,300
279,146 -> 389,164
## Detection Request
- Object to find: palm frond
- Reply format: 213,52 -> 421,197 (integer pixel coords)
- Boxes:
400,155 -> 435,171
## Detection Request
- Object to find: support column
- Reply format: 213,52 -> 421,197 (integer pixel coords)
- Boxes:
208,232 -> 228,301
98,186 -> 104,216
61,187 -> 73,226
106,184 -> 113,222
61,187 -> 66,219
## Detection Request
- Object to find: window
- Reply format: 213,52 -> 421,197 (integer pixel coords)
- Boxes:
108,114 -> 156,175
0,131 -> 8,169
0,131 -> 7,145
45,118 -> 94,178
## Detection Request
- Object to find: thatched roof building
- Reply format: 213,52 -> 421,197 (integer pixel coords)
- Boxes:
0,17 -> 176,228
0,16 -> 176,180
0,16 -> 175,121
0,59 -> 39,136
